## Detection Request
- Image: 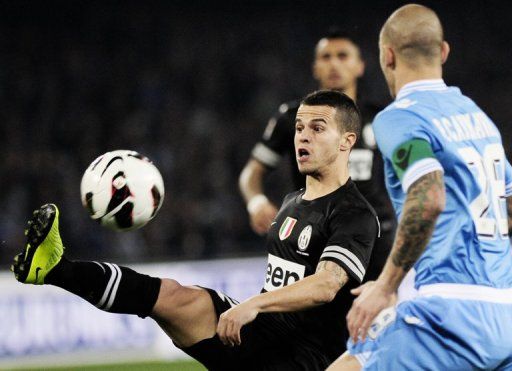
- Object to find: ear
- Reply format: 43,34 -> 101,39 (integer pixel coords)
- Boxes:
441,41 -> 450,65
385,46 -> 396,70
339,132 -> 357,151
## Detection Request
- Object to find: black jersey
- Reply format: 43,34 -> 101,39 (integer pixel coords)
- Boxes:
251,99 -> 396,230
181,180 -> 381,370
261,179 -> 379,360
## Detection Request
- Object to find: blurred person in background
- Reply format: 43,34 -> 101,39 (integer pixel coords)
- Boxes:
239,29 -> 395,281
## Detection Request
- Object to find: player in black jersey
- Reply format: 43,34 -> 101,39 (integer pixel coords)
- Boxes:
239,31 -> 395,282
12,91 -> 380,370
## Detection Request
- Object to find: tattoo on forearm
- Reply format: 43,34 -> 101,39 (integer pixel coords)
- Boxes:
316,261 -> 349,287
392,171 -> 445,271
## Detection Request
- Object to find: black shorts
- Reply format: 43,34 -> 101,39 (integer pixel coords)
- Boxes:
179,287 -> 331,371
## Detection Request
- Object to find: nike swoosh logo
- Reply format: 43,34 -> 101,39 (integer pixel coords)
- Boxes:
35,267 -> 42,282
271,222 -> 277,226
101,156 -> 123,176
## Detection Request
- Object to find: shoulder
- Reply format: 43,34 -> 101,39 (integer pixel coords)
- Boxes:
276,99 -> 301,119
374,98 -> 426,125
259,99 -> 300,144
281,188 -> 303,206
262,100 -> 300,140
373,99 -> 435,147
330,182 -> 378,221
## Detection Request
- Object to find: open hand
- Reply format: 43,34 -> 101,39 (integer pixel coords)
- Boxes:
217,301 -> 259,346
346,281 -> 395,343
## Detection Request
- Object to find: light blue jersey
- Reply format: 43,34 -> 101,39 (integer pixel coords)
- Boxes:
347,80 -> 512,370
374,79 -> 512,289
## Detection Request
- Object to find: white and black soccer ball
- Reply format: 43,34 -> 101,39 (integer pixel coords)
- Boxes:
80,150 -> 165,231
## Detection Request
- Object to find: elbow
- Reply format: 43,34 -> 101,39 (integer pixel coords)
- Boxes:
239,159 -> 265,194
238,164 -> 251,192
313,274 -> 341,305
420,176 -> 446,219
429,189 -> 446,218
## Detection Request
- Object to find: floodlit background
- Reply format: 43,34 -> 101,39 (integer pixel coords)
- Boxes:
1,0 -> 511,369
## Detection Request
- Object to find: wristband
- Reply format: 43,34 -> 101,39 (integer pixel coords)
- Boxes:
247,194 -> 269,214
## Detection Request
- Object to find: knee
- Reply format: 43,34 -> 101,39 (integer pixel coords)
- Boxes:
151,279 -> 208,320
151,278 -> 185,319
159,278 -> 183,299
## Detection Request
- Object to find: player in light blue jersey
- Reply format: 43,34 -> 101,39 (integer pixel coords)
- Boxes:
329,4 -> 512,371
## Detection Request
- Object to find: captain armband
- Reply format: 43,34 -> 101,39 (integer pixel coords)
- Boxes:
391,139 -> 436,181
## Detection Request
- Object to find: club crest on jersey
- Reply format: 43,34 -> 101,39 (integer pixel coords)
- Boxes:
297,225 -> 312,251
279,217 -> 297,240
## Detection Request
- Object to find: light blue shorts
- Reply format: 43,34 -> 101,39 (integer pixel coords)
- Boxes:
347,297 -> 512,370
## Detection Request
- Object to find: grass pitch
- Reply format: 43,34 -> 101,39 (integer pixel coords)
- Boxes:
15,360 -> 205,371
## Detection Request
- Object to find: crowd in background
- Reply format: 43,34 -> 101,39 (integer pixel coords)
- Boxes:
1,0 -> 511,265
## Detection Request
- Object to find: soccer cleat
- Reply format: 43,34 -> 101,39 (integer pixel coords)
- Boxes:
12,204 -> 64,284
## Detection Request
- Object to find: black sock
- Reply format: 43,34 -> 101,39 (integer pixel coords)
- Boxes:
46,257 -> 161,318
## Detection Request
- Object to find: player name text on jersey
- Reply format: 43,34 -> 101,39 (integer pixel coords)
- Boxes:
432,112 -> 499,142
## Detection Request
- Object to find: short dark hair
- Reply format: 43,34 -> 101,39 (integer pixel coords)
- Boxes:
323,27 -> 356,43
316,27 -> 363,59
301,90 -> 361,140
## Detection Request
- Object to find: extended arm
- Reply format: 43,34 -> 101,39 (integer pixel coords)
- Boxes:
248,260 -> 348,312
217,260 -> 348,346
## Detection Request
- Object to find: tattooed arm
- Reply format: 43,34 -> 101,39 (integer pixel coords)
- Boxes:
347,170 -> 445,341
378,170 -> 445,290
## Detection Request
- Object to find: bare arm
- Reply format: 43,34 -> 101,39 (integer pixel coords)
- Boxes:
249,260 -> 348,313
217,260 -> 348,345
379,170 -> 446,290
238,159 -> 278,235
239,158 -> 268,203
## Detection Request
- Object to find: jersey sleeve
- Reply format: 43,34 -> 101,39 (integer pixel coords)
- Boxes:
505,159 -> 512,197
319,210 -> 378,283
251,103 -> 295,169
373,108 -> 444,192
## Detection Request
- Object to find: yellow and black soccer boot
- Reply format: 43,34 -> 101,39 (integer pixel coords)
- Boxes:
12,204 -> 64,284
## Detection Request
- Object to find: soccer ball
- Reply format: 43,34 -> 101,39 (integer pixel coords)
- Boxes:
80,150 -> 165,231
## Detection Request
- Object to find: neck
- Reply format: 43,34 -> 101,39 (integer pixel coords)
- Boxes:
302,161 -> 350,200
393,66 -> 443,97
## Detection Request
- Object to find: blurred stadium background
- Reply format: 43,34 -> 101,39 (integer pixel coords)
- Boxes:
1,0 -> 510,369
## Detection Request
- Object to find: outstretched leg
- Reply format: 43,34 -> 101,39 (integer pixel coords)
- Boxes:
12,204 -> 218,348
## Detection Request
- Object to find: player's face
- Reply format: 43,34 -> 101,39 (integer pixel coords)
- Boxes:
313,38 -> 364,91
295,104 -> 343,177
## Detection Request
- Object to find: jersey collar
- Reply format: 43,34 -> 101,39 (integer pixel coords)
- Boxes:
396,79 -> 447,100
